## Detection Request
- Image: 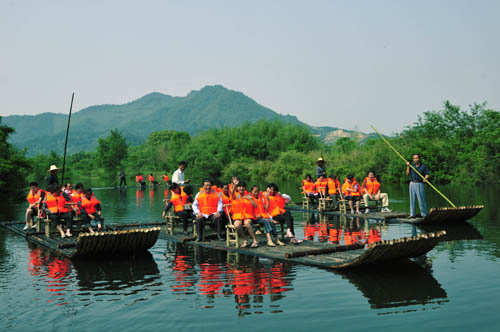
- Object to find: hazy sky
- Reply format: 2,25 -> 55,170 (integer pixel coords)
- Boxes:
1,0 -> 499,134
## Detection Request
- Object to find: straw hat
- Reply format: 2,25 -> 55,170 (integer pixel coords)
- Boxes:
47,165 -> 59,172
317,157 -> 324,162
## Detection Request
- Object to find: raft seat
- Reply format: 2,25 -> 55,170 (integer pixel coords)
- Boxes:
165,213 -> 181,235
301,189 -> 311,210
318,191 -> 335,212
224,204 -> 239,248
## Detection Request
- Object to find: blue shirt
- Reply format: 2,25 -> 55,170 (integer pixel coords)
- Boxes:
316,166 -> 326,179
410,163 -> 429,182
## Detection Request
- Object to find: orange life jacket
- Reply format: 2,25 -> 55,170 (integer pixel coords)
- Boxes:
170,192 -> 188,212
45,192 -> 70,214
327,178 -> 338,195
136,175 -> 144,182
71,191 -> 83,214
315,178 -> 328,194
163,174 -> 169,182
148,175 -> 155,182
342,179 -> 361,196
27,189 -> 43,205
251,194 -> 271,219
221,192 -> 232,206
197,191 -> 220,215
268,194 -> 285,217
302,180 -> 316,194
81,195 -> 100,215
363,177 -> 381,195
231,197 -> 255,220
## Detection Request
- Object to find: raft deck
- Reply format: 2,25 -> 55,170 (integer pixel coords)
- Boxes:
288,205 -> 484,225
159,224 -> 446,269
1,221 -> 161,258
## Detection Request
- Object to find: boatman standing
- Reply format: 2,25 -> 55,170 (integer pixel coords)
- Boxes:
406,154 -> 430,218
46,165 -> 59,187
172,161 -> 190,186
316,157 -> 326,179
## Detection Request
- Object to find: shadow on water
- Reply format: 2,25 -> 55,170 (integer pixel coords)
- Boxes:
72,252 -> 160,291
335,258 -> 448,313
164,242 -> 295,316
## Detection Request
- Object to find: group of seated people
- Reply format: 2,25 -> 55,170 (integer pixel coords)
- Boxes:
162,177 -> 299,247
136,173 -> 170,188
302,171 -> 391,214
25,182 -> 103,237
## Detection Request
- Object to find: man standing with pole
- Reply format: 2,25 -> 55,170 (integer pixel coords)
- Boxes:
406,154 -> 430,218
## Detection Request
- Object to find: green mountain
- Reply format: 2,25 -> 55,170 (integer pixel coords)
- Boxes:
4,85 -> 368,156
4,85 -> 306,156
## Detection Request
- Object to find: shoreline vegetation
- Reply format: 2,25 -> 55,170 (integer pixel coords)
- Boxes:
1,101 -> 499,202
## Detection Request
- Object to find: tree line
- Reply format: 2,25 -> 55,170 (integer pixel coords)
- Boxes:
1,101 -> 499,203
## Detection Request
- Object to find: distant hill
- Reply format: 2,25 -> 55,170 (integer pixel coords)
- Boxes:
3,85 -> 367,156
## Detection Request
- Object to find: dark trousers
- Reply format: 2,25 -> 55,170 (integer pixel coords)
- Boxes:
307,193 -> 318,206
119,177 -> 127,187
83,213 -> 102,229
175,210 -> 189,231
196,214 -> 224,239
273,210 -> 294,236
49,212 -> 73,230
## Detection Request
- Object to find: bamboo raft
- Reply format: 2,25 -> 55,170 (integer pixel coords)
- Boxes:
288,205 -> 484,225
159,224 -> 446,269
1,221 -> 162,258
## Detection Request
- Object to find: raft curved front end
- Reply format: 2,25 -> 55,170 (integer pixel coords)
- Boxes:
331,231 -> 446,269
73,227 -> 161,257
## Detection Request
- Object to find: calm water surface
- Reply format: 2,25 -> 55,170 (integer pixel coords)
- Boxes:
1,183 -> 499,331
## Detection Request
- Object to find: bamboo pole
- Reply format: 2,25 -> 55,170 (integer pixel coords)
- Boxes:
370,125 -> 457,208
61,93 -> 75,184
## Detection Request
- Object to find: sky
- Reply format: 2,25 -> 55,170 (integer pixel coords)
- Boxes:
1,0 -> 499,134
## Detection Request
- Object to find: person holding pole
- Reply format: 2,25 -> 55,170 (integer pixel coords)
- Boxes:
406,154 -> 430,218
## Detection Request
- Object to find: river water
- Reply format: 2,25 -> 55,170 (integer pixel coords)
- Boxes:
1,183 -> 499,331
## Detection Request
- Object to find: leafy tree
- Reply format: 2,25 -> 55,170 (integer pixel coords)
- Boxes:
96,129 -> 128,175
0,116 -> 31,200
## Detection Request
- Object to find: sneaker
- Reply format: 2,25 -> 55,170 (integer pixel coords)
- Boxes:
365,208 -> 370,214
383,207 -> 392,212
23,224 -> 29,230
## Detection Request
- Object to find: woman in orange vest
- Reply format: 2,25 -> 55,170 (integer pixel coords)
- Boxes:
148,173 -> 159,186
80,188 -> 103,234
231,182 -> 259,248
25,182 -> 45,230
192,178 -> 223,242
315,175 -> 329,196
265,183 -> 301,243
361,171 -> 391,213
43,185 -> 74,237
219,183 -> 232,228
136,173 -> 146,189
302,174 -> 318,206
163,182 -> 192,234
250,185 -> 285,247
342,175 -> 361,214
70,183 -> 85,217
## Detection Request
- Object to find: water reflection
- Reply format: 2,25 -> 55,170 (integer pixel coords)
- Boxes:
27,246 -> 72,306
165,243 -> 294,316
337,259 -> 448,313
26,244 -> 161,306
303,215 -> 384,246
72,252 -> 160,292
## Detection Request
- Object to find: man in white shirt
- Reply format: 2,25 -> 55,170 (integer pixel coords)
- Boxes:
172,161 -> 190,186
